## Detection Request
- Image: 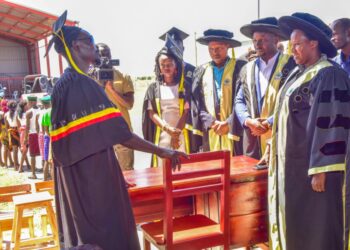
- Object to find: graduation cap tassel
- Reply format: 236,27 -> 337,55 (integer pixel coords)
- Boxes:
55,30 -> 88,77
47,10 -> 89,77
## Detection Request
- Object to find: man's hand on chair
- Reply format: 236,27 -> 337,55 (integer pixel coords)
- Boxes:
157,148 -> 189,171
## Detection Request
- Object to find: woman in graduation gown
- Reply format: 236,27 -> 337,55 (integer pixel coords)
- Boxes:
49,12 -> 186,250
269,13 -> 350,250
142,46 -> 193,167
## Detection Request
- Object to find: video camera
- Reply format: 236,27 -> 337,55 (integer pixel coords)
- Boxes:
94,57 -> 120,81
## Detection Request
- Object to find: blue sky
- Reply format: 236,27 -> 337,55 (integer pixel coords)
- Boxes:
11,0 -> 350,77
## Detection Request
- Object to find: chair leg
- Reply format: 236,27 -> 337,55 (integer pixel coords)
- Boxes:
0,225 -> 3,250
41,215 -> 48,236
13,207 -> 23,250
143,236 -> 151,250
45,203 -> 59,247
28,217 -> 34,238
11,207 -> 19,243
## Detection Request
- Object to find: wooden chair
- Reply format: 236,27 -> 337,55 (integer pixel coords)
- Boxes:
35,180 -> 55,196
0,184 -> 34,248
141,150 -> 231,250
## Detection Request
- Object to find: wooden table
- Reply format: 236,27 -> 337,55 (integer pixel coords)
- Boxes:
124,155 -> 268,248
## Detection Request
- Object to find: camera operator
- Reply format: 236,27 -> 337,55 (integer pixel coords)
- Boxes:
93,43 -> 135,171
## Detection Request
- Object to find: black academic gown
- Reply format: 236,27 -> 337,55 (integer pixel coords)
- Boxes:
184,62 -> 195,83
142,76 -> 201,165
51,68 -> 140,250
238,54 -> 296,159
191,58 -> 246,154
269,59 -> 350,250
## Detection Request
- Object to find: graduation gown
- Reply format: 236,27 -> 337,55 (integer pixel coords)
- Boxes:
191,57 -> 246,154
184,62 -> 195,83
269,57 -> 350,250
51,68 -> 140,250
142,76 -> 198,167
239,53 -> 296,159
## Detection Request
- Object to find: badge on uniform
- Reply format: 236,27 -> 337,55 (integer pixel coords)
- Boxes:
186,71 -> 192,78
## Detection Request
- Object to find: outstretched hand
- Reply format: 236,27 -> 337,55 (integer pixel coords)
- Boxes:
157,148 -> 189,171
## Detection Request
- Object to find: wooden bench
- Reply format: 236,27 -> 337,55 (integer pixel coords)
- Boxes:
0,184 -> 34,248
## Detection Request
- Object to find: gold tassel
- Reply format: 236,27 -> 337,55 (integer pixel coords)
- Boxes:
55,30 -> 89,77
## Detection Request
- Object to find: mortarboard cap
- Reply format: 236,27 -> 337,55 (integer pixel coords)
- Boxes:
45,11 -> 88,76
164,34 -> 183,61
159,27 -> 189,42
45,10 -> 68,57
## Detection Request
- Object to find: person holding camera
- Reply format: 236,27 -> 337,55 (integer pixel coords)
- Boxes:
93,43 -> 135,171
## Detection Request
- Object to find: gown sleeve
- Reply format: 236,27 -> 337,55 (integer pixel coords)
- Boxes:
51,70 -> 132,167
307,66 -> 350,175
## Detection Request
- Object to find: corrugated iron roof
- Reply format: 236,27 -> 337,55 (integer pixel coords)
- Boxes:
0,0 -> 77,44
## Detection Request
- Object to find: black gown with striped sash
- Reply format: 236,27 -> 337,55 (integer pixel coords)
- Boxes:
51,68 -> 140,250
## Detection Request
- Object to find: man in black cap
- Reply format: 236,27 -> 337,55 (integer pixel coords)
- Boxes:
159,27 -> 195,83
191,29 -> 246,154
47,11 -> 186,250
269,12 -> 350,250
235,17 -> 296,161
93,42 -> 135,171
331,18 -> 350,76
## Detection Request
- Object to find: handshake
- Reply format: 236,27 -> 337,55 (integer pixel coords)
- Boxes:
245,118 -> 270,136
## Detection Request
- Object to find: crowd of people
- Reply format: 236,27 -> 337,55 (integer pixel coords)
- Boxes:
0,95 -> 53,180
7,8 -> 349,250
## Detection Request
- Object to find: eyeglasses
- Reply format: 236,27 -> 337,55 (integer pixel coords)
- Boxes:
75,35 -> 95,45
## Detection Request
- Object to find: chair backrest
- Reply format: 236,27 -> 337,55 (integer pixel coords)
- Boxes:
0,184 -> 32,203
163,150 -> 230,248
35,180 -> 54,195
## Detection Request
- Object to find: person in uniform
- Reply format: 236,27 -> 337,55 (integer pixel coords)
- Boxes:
25,96 -> 41,179
17,100 -> 30,173
269,12 -> 350,250
4,101 -> 19,169
94,42 -> 135,171
40,95 -> 52,180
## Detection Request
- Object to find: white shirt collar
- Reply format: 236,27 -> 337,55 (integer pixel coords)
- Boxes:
259,52 -> 280,70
